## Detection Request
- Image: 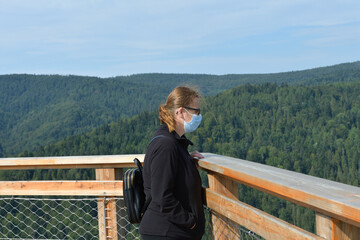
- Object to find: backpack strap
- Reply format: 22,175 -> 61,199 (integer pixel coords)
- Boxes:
134,158 -> 143,174
149,134 -> 166,144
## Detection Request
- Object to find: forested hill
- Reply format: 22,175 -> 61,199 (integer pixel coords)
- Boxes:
1,61 -> 360,156
8,80 -> 360,233
23,80 -> 360,188
0,73 -> 241,156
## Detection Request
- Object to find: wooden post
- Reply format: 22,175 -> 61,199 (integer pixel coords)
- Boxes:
96,168 -> 125,240
316,213 -> 332,239
208,173 -> 240,240
316,212 -> 360,240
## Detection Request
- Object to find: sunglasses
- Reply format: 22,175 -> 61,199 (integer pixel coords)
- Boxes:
183,106 -> 201,115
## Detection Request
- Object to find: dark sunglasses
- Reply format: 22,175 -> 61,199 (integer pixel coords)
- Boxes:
183,106 -> 201,115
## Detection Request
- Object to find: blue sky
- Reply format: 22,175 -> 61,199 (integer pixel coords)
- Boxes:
1,0 -> 359,77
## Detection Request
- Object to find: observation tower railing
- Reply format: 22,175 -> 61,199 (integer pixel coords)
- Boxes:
0,153 -> 359,239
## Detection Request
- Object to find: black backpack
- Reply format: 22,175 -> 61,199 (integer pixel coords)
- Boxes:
123,135 -> 166,223
123,158 -> 151,224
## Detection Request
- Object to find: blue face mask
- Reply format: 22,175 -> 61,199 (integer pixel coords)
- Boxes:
184,109 -> 202,133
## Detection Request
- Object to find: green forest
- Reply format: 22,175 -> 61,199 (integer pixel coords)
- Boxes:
1,62 -> 360,237
1,61 -> 360,156
16,81 -> 360,187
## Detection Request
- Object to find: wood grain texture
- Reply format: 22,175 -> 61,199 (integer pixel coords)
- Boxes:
96,168 -> 123,240
205,188 -> 325,240
199,153 -> 360,228
208,174 -> 240,240
315,214 -> 360,240
316,213 -> 333,239
0,154 -> 145,170
0,180 -> 123,196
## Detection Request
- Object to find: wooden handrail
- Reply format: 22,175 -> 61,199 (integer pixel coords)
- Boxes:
1,153 -> 360,226
0,181 -> 123,196
0,154 -> 145,170
205,189 -> 324,240
198,153 -> 360,228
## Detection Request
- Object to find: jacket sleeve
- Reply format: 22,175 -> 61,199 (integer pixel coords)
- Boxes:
150,141 -> 196,228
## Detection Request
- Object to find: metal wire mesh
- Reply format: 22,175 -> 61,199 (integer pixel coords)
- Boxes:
0,197 -> 262,240
0,197 -> 138,240
204,206 -> 263,240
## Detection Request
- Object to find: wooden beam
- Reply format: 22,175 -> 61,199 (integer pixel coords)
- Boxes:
96,169 -> 123,240
331,219 -> 360,240
205,188 -> 325,240
208,173 -> 238,200
0,154 -> 145,170
316,213 -> 333,239
198,153 -> 360,228
0,181 -> 123,196
316,212 -> 360,240
208,173 -> 239,240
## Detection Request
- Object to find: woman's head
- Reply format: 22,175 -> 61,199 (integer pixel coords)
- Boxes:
159,86 -> 201,133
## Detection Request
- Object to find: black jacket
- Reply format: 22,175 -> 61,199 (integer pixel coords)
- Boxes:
139,124 -> 205,239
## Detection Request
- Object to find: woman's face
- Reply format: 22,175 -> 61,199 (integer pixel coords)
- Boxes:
174,96 -> 201,135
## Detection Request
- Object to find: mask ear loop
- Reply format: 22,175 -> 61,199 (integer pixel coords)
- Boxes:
183,108 -> 195,120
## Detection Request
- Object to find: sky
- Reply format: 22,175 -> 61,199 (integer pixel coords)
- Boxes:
0,0 -> 359,77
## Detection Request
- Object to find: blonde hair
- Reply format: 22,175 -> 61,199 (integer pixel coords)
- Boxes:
159,86 -> 200,132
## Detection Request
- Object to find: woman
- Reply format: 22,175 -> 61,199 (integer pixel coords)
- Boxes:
139,86 -> 205,240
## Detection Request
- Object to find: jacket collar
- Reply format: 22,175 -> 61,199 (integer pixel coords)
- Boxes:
159,124 -> 194,147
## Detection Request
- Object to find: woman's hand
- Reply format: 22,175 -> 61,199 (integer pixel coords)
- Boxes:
190,150 -> 204,159
190,151 -> 204,167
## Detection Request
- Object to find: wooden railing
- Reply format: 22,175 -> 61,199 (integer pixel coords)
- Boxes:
1,153 -> 360,239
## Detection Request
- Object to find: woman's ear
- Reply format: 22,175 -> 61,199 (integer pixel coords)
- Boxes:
176,107 -> 182,115
175,107 -> 184,119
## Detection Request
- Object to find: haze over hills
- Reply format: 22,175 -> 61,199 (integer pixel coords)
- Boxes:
0,61 -> 360,156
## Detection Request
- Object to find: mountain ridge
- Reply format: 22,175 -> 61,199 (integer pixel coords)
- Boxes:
1,61 -> 360,156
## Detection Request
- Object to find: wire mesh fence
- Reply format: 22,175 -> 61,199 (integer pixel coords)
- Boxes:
0,197 -> 262,240
204,206 -> 263,240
